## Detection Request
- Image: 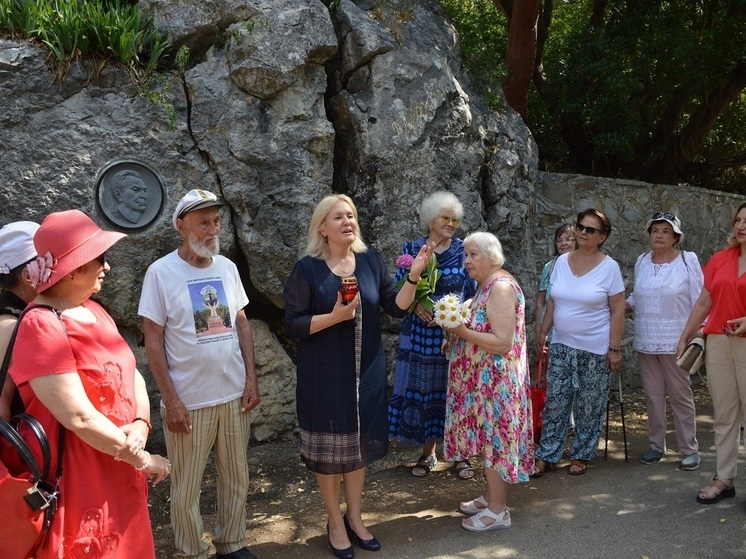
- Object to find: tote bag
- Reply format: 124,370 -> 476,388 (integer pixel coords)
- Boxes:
530,352 -> 549,444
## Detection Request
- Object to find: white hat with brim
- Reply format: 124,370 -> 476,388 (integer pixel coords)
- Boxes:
172,189 -> 224,229
0,221 -> 39,274
645,213 -> 684,244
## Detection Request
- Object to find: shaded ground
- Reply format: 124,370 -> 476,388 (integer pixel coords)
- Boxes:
149,382 -> 746,559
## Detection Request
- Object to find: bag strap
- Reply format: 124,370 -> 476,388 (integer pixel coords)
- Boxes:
0,415 -> 43,483
0,304 -> 67,482
535,352 -> 548,389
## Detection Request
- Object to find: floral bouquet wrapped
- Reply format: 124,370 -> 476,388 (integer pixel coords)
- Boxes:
395,252 -> 441,313
432,294 -> 470,329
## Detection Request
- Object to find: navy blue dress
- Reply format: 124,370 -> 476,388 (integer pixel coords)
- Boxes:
284,250 -> 405,474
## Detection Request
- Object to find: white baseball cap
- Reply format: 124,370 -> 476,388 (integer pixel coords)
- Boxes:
0,221 -> 40,274
172,189 -> 224,229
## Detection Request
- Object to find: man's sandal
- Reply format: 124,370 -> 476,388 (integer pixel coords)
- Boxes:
459,495 -> 489,515
461,507 -> 511,532
568,459 -> 587,475
696,477 -> 735,504
411,454 -> 437,477
454,459 -> 474,480
530,459 -> 554,478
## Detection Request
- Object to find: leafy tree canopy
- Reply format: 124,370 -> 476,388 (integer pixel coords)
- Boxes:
442,0 -> 746,192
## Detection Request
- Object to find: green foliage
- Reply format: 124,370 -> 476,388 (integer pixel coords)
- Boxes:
136,73 -> 177,131
444,0 -> 746,189
0,0 -> 170,81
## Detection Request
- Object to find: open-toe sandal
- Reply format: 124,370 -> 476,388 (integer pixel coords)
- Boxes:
459,495 -> 489,515
568,459 -> 587,476
454,459 -> 474,480
461,507 -> 511,532
530,459 -> 553,478
696,477 -> 735,504
411,454 -> 437,477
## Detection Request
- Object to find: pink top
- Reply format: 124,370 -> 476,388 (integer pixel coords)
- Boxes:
702,246 -> 746,336
9,302 -> 155,559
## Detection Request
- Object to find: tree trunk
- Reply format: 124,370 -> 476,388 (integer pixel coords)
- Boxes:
495,0 -> 540,119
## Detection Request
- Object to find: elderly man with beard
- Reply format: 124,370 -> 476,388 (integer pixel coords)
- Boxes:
139,189 -> 262,559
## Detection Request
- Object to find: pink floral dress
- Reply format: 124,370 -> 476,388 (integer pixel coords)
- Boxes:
443,275 -> 534,483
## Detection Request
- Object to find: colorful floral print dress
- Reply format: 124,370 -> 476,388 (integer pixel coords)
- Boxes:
443,275 -> 534,483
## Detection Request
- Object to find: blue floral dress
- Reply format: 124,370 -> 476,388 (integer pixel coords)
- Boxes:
388,237 -> 476,444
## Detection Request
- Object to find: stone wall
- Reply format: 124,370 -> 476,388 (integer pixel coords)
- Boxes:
533,172 -> 744,387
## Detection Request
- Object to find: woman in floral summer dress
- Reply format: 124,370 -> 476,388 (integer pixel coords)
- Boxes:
442,232 -> 534,532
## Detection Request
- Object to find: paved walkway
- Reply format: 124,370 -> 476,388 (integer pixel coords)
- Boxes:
241,384 -> 746,559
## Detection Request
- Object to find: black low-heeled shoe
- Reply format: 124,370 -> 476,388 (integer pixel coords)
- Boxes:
327,523 -> 354,559
344,516 -> 381,552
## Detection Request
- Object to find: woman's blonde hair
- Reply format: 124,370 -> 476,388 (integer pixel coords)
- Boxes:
727,202 -> 746,247
464,231 -> 505,268
419,191 -> 463,232
305,194 -> 368,259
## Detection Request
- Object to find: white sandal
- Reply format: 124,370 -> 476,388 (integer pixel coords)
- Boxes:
461,507 -> 511,532
459,495 -> 488,515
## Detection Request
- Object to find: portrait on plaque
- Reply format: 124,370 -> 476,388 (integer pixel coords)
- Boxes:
96,160 -> 165,230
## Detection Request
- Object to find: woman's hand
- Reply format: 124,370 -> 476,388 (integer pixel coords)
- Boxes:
724,317 -> 746,336
332,291 -> 359,322
607,350 -> 622,371
413,302 -> 434,325
114,420 -> 150,462
409,242 -> 435,279
136,451 -> 171,486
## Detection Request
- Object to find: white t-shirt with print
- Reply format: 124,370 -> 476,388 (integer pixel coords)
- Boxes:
138,250 -> 249,410
549,253 -> 625,355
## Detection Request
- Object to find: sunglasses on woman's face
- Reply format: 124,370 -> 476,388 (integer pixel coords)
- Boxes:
576,223 -> 603,235
439,216 -> 461,226
95,252 -> 107,266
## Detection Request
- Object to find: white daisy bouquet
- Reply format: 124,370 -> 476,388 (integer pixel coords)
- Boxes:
432,293 -> 470,329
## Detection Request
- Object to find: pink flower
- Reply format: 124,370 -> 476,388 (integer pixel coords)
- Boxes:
27,251 -> 56,289
396,253 -> 414,269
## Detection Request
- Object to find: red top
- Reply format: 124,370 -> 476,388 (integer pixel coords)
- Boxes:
9,301 -> 155,559
702,245 -> 746,336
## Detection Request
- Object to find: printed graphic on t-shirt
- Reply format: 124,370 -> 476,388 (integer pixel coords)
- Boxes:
187,278 -> 234,342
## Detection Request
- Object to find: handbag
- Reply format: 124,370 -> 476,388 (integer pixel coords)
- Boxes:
0,305 -> 65,559
677,330 -> 706,375
530,352 -> 549,444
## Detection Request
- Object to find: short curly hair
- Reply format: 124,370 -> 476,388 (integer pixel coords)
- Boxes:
419,191 -> 463,232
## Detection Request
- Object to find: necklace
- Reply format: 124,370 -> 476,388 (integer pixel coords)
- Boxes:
54,296 -> 67,311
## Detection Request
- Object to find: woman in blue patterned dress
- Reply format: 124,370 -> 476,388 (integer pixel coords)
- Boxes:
388,192 -> 476,478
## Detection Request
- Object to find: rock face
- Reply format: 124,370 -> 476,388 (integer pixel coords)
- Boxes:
0,0 -> 543,442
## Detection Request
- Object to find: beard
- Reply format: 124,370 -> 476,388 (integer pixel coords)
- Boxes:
189,232 -> 219,259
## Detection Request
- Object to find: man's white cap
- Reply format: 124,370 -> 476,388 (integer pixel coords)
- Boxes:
172,189 -> 224,229
0,221 -> 39,274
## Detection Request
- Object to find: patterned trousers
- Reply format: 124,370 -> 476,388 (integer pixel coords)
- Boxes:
535,343 -> 610,463
162,398 -> 252,559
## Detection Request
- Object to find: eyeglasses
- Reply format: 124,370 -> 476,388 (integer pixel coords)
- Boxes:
95,252 -> 107,266
576,223 -> 603,235
555,236 -> 576,244
652,212 -> 676,221
439,216 -> 462,226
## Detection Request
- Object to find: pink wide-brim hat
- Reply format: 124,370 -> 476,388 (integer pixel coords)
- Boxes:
33,209 -> 126,293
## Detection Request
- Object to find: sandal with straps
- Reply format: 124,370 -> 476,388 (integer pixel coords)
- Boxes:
454,459 -> 474,480
461,507 -> 511,532
459,495 -> 488,515
411,454 -> 437,477
696,477 -> 735,504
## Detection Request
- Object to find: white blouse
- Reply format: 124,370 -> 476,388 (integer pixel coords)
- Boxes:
627,251 -> 703,354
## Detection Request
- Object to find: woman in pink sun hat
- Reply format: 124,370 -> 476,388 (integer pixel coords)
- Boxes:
8,209 -> 170,558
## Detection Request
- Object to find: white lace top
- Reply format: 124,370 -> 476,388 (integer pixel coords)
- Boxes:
627,251 -> 703,354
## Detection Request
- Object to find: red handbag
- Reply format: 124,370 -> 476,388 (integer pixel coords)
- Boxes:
530,352 -> 549,444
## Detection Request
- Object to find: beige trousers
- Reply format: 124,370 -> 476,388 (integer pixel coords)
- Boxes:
163,398 -> 252,559
705,334 -> 746,480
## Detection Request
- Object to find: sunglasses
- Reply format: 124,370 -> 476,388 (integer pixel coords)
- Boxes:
439,216 -> 462,226
652,211 -> 676,221
576,223 -> 604,235
95,252 -> 107,266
